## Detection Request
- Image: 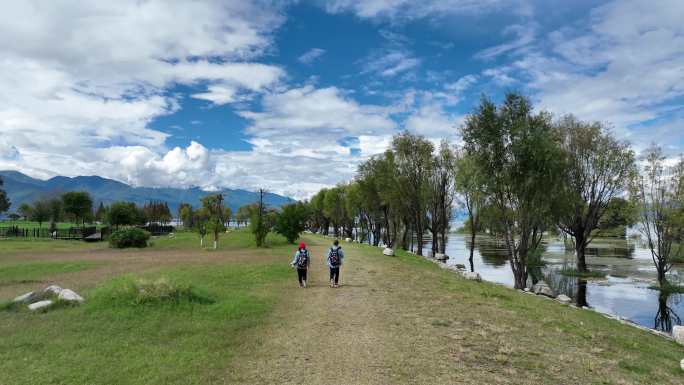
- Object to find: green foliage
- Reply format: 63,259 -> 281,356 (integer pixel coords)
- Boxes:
559,267 -> 607,278
0,176 -> 9,215
29,199 -> 51,227
62,191 -> 94,226
18,203 -> 32,220
250,189 -> 276,247
106,201 -> 140,228
460,92 -> 566,288
96,276 -> 213,306
274,202 -> 308,243
108,228 -> 151,248
201,194 -> 230,249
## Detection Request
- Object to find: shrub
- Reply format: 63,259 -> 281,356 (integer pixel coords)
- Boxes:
109,228 -> 150,248
92,276 -> 213,307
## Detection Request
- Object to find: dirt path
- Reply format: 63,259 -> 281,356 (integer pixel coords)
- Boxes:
225,238 -> 407,384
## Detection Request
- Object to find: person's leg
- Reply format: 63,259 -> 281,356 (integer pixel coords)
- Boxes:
333,267 -> 339,286
329,268 -> 334,287
297,269 -> 304,286
302,268 -> 307,287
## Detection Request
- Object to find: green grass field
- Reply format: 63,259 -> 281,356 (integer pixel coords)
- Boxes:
0,220 -> 104,230
0,229 -> 683,384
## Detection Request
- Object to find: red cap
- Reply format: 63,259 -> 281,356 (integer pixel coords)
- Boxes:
299,242 -> 306,249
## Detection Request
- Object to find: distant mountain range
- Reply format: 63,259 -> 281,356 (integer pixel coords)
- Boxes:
0,170 -> 295,215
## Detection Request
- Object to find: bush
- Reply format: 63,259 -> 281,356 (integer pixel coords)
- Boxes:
109,228 -> 150,248
92,276 -> 213,307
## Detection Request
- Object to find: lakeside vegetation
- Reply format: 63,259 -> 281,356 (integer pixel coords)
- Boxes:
0,229 -> 682,383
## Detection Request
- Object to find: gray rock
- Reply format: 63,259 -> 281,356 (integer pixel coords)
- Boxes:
43,285 -> 63,296
345,237 -> 352,243
680,358 -> 684,372
58,289 -> 84,303
532,281 -> 555,297
556,294 -> 572,303
462,271 -> 481,281
673,325 -> 684,346
382,248 -> 394,256
13,291 -> 36,304
435,253 -> 449,261
28,300 -> 53,311
455,264 -> 466,270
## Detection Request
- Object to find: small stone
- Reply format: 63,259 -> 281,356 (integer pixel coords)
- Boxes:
28,300 -> 53,311
532,281 -> 555,298
435,253 -> 449,261
462,271 -> 481,281
455,264 -> 466,270
345,237 -> 352,242
680,358 -> 684,372
43,285 -> 63,296
382,248 -> 394,256
556,294 -> 572,303
13,291 -> 36,304
58,289 -> 84,303
673,325 -> 684,346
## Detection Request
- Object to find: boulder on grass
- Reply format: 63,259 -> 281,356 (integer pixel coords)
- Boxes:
43,285 -> 63,296
556,294 -> 572,303
58,289 -> 84,303
680,358 -> 684,372
13,291 -> 36,304
28,300 -> 53,311
673,325 -> 684,346
382,248 -> 394,256
462,271 -> 481,281
345,237 -> 352,243
532,281 -> 555,297
435,253 -> 449,261
455,264 -> 466,270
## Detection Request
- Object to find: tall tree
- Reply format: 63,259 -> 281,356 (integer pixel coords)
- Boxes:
178,203 -> 194,228
62,191 -> 93,227
454,151 -> 486,272
274,202 -> 308,243
47,198 -> 63,230
201,194 -> 229,249
0,176 -> 10,217
427,140 -> 456,254
633,147 -> 684,287
392,132 -> 434,256
461,93 -> 565,289
18,203 -> 32,221
94,202 -> 107,223
250,189 -> 273,247
107,202 -> 138,229
29,200 -> 51,228
556,115 -> 636,273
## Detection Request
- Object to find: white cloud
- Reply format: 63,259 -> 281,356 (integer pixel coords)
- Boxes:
325,0 -> 507,20
500,0 -> 684,153
404,103 -> 463,140
298,48 -> 326,64
0,1 -> 290,191
475,23 -> 536,60
362,50 -> 421,77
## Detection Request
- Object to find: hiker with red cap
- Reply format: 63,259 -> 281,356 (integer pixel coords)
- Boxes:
290,242 -> 310,288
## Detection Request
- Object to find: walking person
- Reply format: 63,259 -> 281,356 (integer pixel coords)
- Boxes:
291,242 -> 310,288
327,239 -> 344,288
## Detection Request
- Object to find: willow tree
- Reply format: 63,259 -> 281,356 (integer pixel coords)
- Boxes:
392,132 -> 434,256
633,147 -> 684,287
427,140 -> 456,254
454,151 -> 486,272
461,92 -> 565,289
556,115 -> 636,273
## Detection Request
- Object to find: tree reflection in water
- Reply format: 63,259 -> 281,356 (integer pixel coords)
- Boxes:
654,292 -> 682,333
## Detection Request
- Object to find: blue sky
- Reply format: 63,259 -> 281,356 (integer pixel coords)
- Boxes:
0,0 -> 683,198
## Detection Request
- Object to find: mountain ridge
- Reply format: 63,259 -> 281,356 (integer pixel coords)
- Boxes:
0,170 -> 295,215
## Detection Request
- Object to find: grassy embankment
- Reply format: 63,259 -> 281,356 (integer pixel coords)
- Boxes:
0,229 -> 682,384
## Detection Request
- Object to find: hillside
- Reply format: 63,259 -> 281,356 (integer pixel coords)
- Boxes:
0,170 -> 294,214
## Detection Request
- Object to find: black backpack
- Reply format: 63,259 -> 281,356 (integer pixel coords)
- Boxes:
296,250 -> 309,268
329,247 -> 341,267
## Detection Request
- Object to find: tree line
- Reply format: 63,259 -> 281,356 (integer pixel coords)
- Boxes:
305,92 -> 683,291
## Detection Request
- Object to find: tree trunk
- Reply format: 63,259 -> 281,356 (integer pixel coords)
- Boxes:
469,229 -> 476,272
432,229 -> 439,255
200,236 -> 204,247
576,279 -> 589,307
575,232 -> 588,273
416,224 -> 424,256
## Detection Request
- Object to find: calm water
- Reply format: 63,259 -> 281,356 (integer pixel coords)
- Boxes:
428,234 -> 683,333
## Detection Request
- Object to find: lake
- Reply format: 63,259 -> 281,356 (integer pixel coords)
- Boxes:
427,234 -> 683,334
